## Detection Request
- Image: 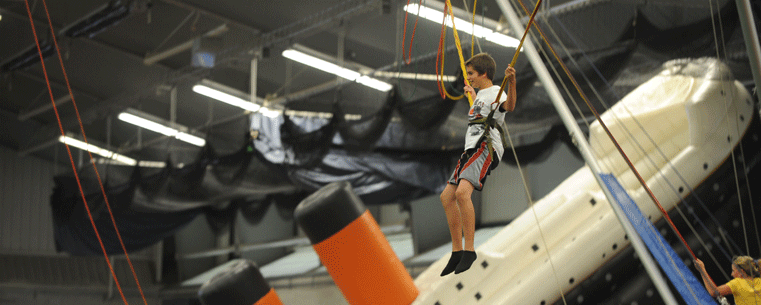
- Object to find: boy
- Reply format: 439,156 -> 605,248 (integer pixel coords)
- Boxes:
440,53 -> 517,276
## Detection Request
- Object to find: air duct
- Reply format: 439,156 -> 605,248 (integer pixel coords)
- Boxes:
64,0 -> 131,38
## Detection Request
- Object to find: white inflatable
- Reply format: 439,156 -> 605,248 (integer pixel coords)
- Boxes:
411,58 -> 756,305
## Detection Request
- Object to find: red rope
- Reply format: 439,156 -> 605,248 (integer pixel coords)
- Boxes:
401,0 -> 423,65
491,0 -> 541,107
25,0 -> 149,303
513,0 -> 698,261
435,1 -> 449,99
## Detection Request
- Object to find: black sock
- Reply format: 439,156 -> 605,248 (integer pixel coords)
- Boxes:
440,251 -> 463,276
454,251 -> 477,274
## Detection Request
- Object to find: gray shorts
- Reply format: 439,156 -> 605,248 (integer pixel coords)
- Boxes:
448,141 -> 499,191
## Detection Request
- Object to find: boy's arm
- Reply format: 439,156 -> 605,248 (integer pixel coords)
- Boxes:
501,66 -> 517,112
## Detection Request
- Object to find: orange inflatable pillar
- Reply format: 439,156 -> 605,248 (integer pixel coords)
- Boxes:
295,181 -> 419,305
198,260 -> 283,305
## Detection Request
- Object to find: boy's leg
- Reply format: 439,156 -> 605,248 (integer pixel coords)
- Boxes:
440,183 -> 464,276
454,180 -> 475,251
440,183 -> 462,251
454,179 -> 478,274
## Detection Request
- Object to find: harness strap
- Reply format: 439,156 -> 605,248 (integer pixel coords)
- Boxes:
468,106 -> 507,163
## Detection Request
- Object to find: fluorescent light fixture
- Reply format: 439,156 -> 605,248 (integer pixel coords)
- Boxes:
194,79 -> 364,119
282,49 -> 393,92
95,158 -> 167,168
259,107 -> 282,118
59,135 -> 137,166
403,3 -> 520,48
117,112 -> 206,147
372,71 -> 456,82
192,85 -> 262,112
356,75 -> 394,92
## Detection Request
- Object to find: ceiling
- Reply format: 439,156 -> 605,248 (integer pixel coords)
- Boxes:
0,0 -> 757,170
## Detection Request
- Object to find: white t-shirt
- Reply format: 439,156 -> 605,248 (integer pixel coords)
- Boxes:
464,85 -> 507,159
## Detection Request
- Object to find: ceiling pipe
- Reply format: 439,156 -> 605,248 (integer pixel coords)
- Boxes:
0,1 -> 130,71
64,1 -> 131,39
19,0 -> 383,155
158,0 -> 262,34
18,94 -> 72,121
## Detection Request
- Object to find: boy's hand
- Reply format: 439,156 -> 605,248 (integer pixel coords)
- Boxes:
463,83 -> 476,99
505,66 -> 516,82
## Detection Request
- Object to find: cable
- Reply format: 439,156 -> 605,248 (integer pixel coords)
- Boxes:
444,0 -> 474,106
503,115 -> 569,305
26,0 -> 149,303
490,0 -> 541,106
437,24 -> 465,100
545,6 -> 746,274
402,0 -> 423,65
514,0 -> 698,263
708,0 -> 759,257
538,1 -> 740,278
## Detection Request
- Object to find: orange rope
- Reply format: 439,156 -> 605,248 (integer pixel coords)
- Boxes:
402,0 -> 423,65
26,0 -> 149,303
435,1 -> 464,100
470,0 -> 478,57
438,23 -> 465,100
444,0 -> 474,106
435,3 -> 448,99
22,1 -> 129,304
513,0 -> 698,262
491,0 -> 541,106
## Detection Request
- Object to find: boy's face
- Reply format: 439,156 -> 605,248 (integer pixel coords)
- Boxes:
466,65 -> 487,88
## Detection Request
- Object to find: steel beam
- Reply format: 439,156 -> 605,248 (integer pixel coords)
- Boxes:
19,0 -> 382,155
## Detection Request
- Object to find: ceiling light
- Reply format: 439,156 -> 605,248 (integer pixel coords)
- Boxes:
193,79 -> 282,117
117,112 -> 206,147
95,158 -> 167,168
282,49 -> 393,92
403,3 -> 520,48
372,71 -> 456,82
193,79 -> 364,119
59,135 -> 137,166
192,84 -> 262,112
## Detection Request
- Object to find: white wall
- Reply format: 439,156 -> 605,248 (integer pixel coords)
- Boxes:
481,142 -> 584,224
0,147 -> 56,254
275,284 -> 348,305
0,290 -> 159,305
174,199 -> 296,281
481,160 -> 531,224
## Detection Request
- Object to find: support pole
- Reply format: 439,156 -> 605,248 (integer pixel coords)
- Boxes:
338,19 -> 347,87
494,1 -> 679,304
251,52 -> 259,106
735,0 -> 761,101
170,87 -> 177,125
155,240 -> 163,283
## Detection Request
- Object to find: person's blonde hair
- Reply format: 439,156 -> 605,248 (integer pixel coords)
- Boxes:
733,256 -> 761,277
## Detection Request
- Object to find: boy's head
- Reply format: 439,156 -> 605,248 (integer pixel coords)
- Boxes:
465,53 -> 496,81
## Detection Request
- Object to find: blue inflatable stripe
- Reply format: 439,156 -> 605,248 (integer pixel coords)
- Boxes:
599,173 -> 716,305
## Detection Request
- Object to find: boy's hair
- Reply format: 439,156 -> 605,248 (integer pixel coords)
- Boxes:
465,53 -> 497,81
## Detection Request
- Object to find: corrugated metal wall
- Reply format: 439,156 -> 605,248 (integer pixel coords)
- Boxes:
0,147 -> 56,254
